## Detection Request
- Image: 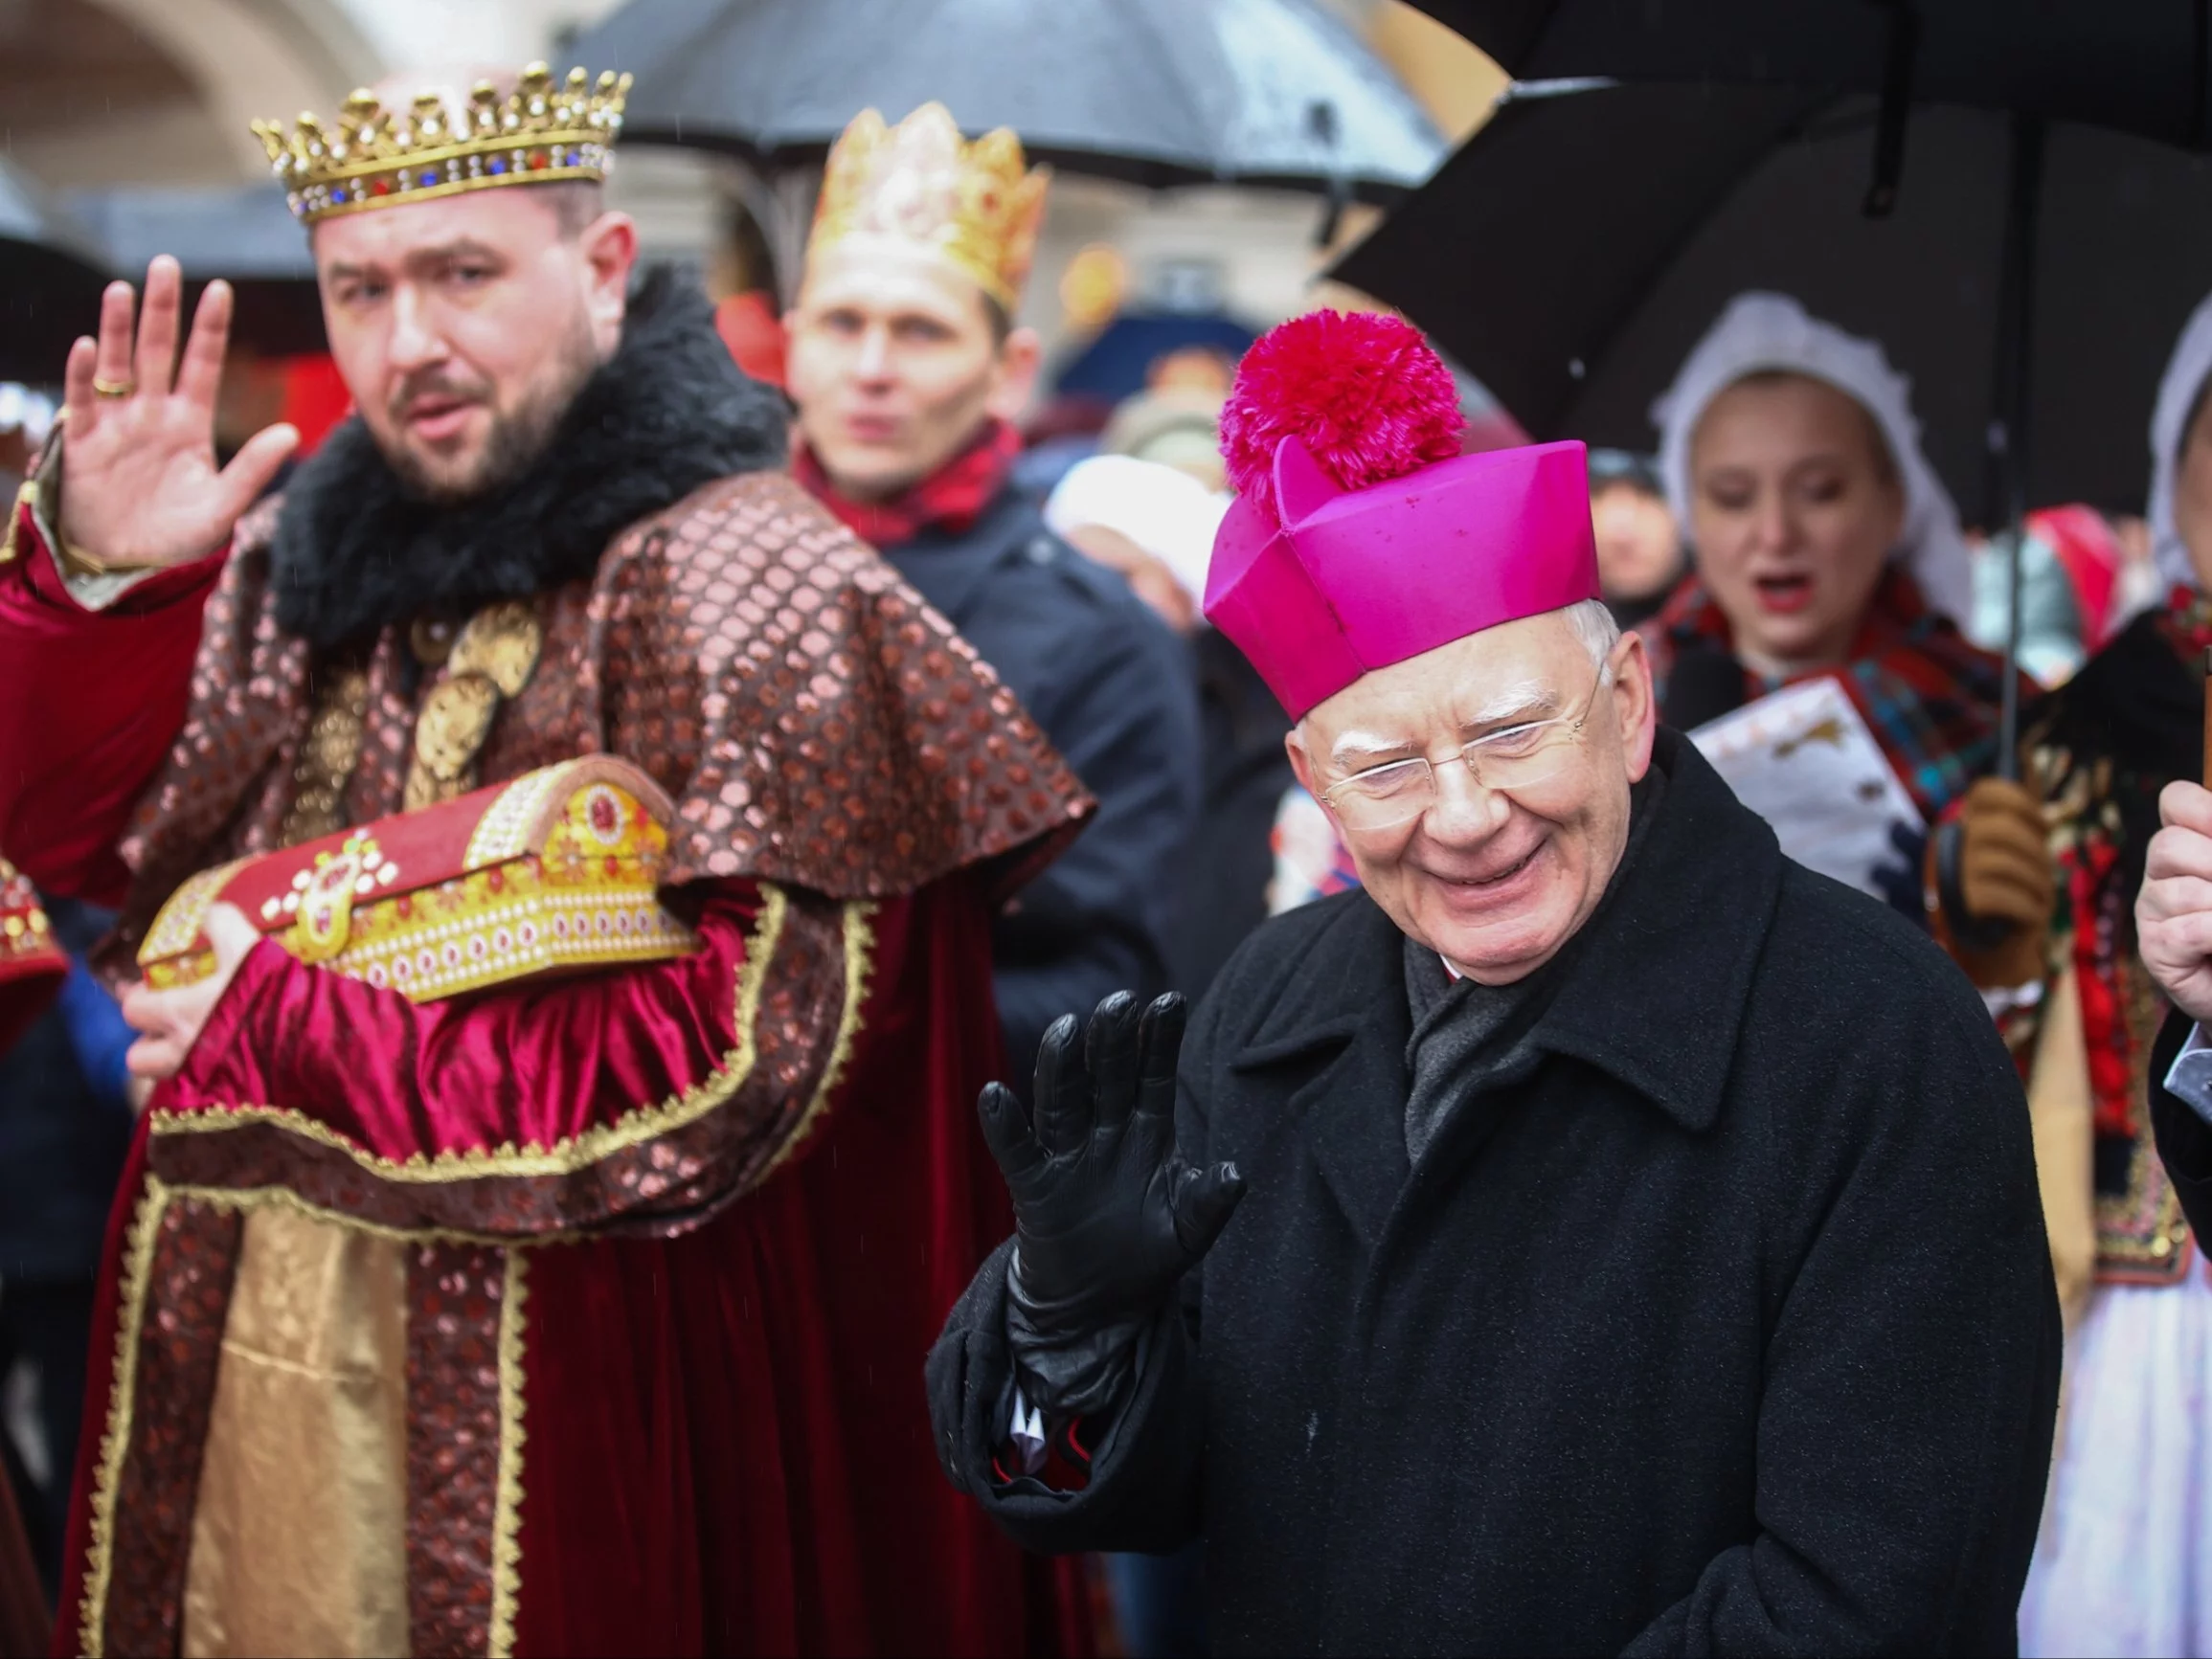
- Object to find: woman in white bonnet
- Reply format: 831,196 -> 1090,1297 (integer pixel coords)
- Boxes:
1645,292 -> 2052,992
2015,292 -> 2212,1658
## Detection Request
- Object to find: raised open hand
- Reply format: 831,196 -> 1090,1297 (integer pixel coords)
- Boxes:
978,992 -> 1244,1413
56,257 -> 299,572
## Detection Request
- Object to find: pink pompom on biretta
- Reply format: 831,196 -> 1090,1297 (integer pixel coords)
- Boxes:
1219,309 -> 1466,523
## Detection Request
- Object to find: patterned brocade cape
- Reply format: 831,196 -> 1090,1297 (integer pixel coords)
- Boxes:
17,446 -> 1095,1655
118,465 -> 1083,940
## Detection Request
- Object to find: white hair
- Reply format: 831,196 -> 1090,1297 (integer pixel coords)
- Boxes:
1564,596 -> 1619,682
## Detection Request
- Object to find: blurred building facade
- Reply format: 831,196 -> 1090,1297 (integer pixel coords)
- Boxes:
0,0 -> 1500,362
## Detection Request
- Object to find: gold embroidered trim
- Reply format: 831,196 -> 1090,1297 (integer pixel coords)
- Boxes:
162,1179 -> 579,1248
488,1248 -> 529,1659
148,886 -> 792,1181
138,857 -> 253,965
761,901 -> 877,1182
78,1177 -> 173,1659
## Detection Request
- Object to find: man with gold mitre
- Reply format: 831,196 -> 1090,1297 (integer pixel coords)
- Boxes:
0,62 -> 1094,1657
785,104 -> 1201,1084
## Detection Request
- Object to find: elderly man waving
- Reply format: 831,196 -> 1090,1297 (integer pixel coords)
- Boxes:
928,311 -> 2061,1655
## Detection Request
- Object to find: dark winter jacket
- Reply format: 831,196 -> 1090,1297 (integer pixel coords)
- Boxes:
931,729 -> 2060,1656
0,897 -> 133,1283
885,491 -> 1201,1075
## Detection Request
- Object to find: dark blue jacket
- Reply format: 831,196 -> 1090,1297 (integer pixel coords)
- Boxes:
0,898 -> 134,1283
884,489 -> 1202,1078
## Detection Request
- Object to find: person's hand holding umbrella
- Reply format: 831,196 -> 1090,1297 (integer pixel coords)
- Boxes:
1935,775 -> 2057,989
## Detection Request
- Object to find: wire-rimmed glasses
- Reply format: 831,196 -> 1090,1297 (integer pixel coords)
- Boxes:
1319,663 -> 1607,834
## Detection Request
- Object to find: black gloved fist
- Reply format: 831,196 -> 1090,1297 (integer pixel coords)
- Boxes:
978,991 -> 1246,1418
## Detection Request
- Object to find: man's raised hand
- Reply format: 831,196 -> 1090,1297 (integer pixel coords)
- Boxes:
56,257 -> 299,572
978,992 -> 1244,1417
2137,781 -> 2212,1024
979,994 -> 1244,1332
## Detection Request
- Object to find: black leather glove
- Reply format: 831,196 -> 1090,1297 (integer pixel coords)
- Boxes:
977,991 -> 1246,1419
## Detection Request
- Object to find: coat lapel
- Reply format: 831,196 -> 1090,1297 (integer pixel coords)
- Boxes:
1233,896 -> 1411,1255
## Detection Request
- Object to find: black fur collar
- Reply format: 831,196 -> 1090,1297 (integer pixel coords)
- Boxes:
270,266 -> 788,649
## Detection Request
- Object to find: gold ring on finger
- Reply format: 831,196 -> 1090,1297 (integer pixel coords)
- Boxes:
92,375 -> 136,398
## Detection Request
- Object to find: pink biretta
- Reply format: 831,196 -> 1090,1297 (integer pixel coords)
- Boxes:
1202,310 -> 1600,721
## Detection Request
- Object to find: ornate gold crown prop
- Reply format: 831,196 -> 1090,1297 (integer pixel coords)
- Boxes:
254,62 -> 630,225
808,102 -> 1050,310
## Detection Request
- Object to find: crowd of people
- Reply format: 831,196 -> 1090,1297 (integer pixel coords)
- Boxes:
5,53 -> 2212,1659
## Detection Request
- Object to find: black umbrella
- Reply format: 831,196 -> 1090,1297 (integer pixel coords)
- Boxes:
1401,0 -> 2212,149
1338,82 -> 2212,521
0,161 -> 109,387
567,0 -> 1445,198
68,185 -> 327,358
1337,74 -> 2212,793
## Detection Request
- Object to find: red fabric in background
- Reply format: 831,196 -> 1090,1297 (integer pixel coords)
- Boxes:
793,420 -> 1022,549
715,293 -> 788,390
277,352 -> 353,458
2029,504 -> 2121,649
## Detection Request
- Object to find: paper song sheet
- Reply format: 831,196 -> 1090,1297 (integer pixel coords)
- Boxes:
1688,677 -> 1924,901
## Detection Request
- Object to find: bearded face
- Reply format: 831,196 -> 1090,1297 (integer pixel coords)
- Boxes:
313,185 -> 629,504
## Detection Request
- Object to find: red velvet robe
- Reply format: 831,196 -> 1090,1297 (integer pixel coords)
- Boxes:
0,473 -> 1094,1657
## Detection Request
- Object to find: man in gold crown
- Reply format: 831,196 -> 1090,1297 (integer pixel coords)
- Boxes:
0,64 -> 1093,1656
786,104 -> 1200,1081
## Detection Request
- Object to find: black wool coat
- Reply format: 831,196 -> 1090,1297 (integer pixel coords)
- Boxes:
930,730 -> 2060,1656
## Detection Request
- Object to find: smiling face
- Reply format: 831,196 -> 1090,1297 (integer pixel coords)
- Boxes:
312,185 -> 636,503
1686,371 -> 1906,677
784,236 -> 1040,503
1287,608 -> 1657,984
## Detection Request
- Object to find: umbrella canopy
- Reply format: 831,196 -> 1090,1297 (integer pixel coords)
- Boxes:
68,185 -> 327,356
568,0 -> 1446,198
0,161 -> 109,387
1050,311 -> 1257,404
1334,79 -> 2212,522
1401,0 -> 2212,151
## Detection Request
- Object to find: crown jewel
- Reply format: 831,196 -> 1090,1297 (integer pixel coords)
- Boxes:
253,62 -> 630,225
807,103 -> 1050,310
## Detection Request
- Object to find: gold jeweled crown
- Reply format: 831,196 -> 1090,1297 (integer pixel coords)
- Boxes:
807,103 -> 1050,310
253,62 -> 630,225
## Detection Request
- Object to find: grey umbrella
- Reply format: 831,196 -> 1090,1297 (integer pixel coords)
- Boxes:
567,0 -> 1445,197
0,161 -> 109,386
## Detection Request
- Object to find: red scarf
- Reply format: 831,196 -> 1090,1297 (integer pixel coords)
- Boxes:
793,419 -> 1023,549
